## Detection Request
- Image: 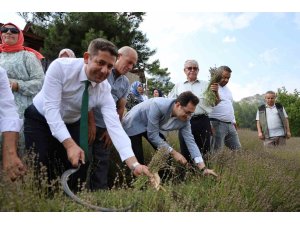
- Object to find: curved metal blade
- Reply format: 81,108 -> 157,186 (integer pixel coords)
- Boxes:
61,166 -> 133,212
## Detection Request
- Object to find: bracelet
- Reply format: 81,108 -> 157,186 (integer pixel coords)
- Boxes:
130,162 -> 140,172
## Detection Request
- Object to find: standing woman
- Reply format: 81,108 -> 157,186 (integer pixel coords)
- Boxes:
0,23 -> 45,150
126,81 -> 144,111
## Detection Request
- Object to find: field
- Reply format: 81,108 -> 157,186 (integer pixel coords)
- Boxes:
0,129 -> 299,212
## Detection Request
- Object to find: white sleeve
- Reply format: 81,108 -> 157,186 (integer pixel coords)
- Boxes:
43,60 -> 71,142
0,68 -> 23,132
100,91 -> 135,161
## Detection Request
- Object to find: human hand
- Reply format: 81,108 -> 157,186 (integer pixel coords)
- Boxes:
88,111 -> 96,144
65,143 -> 85,167
170,150 -> 187,165
100,130 -> 112,149
202,168 -> 218,177
210,83 -> 219,92
3,155 -> 26,181
286,132 -> 291,139
258,132 -> 265,140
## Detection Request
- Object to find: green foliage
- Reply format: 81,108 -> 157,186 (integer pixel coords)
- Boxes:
204,66 -> 223,106
146,59 -> 174,96
277,87 -> 300,136
233,101 -> 258,130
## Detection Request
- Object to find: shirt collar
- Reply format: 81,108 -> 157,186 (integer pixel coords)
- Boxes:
80,66 -> 97,87
184,79 -> 200,84
266,104 -> 276,109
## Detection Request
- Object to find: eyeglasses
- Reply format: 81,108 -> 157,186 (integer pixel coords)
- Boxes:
181,106 -> 194,117
0,27 -> 20,34
185,67 -> 198,71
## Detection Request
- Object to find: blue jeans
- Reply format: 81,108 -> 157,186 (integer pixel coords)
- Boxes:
210,120 -> 241,152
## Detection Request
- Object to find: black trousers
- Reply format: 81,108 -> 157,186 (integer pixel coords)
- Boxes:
24,104 -> 88,190
179,115 -> 211,162
89,127 -> 111,190
129,132 -> 166,164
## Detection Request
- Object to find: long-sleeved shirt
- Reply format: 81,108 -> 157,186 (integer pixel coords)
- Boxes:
32,58 -> 134,161
122,98 -> 204,163
0,67 -> 23,132
168,79 -> 213,115
0,51 -> 44,118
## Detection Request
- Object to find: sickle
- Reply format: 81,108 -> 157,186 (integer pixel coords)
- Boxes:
61,166 -> 133,212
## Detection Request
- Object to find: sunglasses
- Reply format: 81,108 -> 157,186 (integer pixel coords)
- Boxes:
186,66 -> 198,71
0,27 -> 20,34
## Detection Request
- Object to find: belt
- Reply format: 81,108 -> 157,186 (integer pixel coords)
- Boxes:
191,114 -> 208,119
210,118 -> 232,124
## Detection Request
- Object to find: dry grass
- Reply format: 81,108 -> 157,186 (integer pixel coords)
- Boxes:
0,129 -> 299,212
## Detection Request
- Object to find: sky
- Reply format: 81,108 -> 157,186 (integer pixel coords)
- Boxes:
1,11 -> 300,101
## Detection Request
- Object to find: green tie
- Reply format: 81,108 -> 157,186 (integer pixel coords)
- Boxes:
80,80 -> 90,159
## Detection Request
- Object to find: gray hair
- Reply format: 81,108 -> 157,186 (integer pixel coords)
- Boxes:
184,60 -> 199,68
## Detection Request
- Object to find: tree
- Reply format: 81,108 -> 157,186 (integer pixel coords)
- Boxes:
18,12 -> 172,87
233,101 -> 258,130
146,60 -> 174,97
277,87 -> 300,136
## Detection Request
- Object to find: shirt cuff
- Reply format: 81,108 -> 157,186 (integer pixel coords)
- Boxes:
117,146 -> 135,162
0,118 -> 23,132
194,156 -> 204,164
53,128 -> 71,143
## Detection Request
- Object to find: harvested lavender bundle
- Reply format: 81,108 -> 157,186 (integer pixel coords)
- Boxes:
204,66 -> 222,107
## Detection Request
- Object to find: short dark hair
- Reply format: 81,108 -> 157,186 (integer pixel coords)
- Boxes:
176,91 -> 199,107
88,38 -> 118,57
217,65 -> 232,74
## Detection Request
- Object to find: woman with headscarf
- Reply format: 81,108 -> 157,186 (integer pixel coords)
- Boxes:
0,22 -> 45,151
126,81 -> 144,111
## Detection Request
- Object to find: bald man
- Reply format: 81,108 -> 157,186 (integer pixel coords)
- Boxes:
89,46 -> 138,190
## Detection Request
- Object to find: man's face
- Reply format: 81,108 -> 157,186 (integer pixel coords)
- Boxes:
184,63 -> 199,82
174,102 -> 196,121
265,93 -> 276,107
115,52 -> 137,75
84,50 -> 116,83
219,70 -> 231,87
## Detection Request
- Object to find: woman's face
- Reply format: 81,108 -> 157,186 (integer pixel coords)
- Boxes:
137,86 -> 144,94
153,90 -> 160,97
1,25 -> 19,46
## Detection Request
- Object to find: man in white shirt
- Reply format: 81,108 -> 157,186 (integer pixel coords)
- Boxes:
256,90 -> 291,147
0,66 -> 25,181
209,66 -> 241,151
168,60 -> 219,161
23,38 -> 150,188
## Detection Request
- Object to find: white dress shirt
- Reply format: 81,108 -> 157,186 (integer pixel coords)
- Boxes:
33,58 -> 134,161
209,84 -> 236,123
0,67 -> 23,132
168,79 -> 213,115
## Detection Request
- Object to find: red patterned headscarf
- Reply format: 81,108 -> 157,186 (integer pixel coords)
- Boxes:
0,22 -> 44,60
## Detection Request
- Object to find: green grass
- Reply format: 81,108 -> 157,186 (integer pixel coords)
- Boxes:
0,129 -> 299,212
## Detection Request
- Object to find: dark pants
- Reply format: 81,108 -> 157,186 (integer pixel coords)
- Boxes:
24,104 -> 88,190
129,132 -> 166,164
89,127 -> 111,190
179,115 -> 211,162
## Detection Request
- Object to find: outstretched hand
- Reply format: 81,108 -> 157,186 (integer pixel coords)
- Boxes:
203,168 -> 218,177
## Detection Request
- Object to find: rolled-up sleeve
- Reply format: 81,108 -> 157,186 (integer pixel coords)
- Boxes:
0,68 -> 23,132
